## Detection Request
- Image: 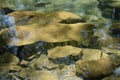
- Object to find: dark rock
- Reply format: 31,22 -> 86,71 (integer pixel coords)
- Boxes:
110,23 -> 120,38
98,0 -> 120,19
35,2 -> 51,7
59,18 -> 86,24
1,7 -> 14,14
109,28 -> 120,37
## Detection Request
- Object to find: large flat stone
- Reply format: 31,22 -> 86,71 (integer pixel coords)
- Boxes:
0,11 -> 94,46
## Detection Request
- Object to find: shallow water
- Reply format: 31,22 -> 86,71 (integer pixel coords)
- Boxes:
0,0 -> 120,80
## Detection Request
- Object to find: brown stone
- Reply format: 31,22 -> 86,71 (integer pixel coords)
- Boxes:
102,75 -> 120,80
48,46 -> 82,59
48,46 -> 108,60
16,68 -> 58,80
75,57 -> 115,78
0,11 -> 94,46
0,52 -> 19,66
8,11 -> 82,26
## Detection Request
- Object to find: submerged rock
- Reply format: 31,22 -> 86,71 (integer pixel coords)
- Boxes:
48,46 -> 82,65
75,57 -> 115,79
102,47 -> 120,54
0,11 -> 95,46
76,52 -> 120,79
102,75 -> 120,80
48,46 -> 108,65
48,46 -> 83,59
102,66 -> 120,80
15,68 -> 59,80
30,54 -> 59,70
29,70 -> 58,80
8,10 -> 83,26
0,52 -> 19,65
55,65 -> 82,80
0,52 -> 20,79
81,48 -> 108,61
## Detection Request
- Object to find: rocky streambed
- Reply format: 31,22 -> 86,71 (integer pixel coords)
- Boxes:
0,10 -> 119,80
0,45 -> 120,80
